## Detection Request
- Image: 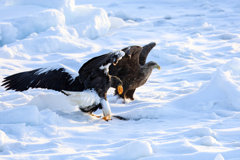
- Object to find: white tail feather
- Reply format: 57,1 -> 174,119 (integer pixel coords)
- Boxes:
63,90 -> 101,108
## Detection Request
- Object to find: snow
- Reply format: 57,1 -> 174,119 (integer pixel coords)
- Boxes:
215,154 -> 225,160
0,130 -> 7,148
117,140 -> 153,160
195,136 -> 220,146
28,93 -> 77,111
109,17 -> 126,29
0,0 -> 240,159
0,105 -> 41,125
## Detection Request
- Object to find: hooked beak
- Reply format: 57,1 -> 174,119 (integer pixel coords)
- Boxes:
117,85 -> 123,95
156,65 -> 161,70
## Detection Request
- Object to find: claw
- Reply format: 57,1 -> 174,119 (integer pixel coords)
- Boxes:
102,115 -> 112,121
89,113 -> 100,118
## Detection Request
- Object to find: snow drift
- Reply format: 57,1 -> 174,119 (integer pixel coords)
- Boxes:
0,0 -> 110,47
172,60 -> 240,111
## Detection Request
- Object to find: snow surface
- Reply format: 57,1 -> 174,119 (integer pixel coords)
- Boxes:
117,140 -> 153,159
0,0 -> 240,159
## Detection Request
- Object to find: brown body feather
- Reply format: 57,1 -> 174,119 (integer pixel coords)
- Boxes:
109,42 -> 159,100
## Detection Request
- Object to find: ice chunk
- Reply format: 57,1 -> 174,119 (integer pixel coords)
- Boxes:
109,17 -> 125,29
0,9 -> 65,46
0,130 -> 7,148
183,127 -> 216,137
117,141 -> 153,160
0,105 -> 42,125
11,9 -> 65,40
195,136 -> 220,146
13,26 -> 87,54
40,109 -> 66,125
202,22 -> 215,31
66,5 -> 110,39
0,22 -> 18,46
28,93 -> 77,112
0,44 -> 30,59
214,154 -> 225,160
220,57 -> 240,76
173,68 -> 240,111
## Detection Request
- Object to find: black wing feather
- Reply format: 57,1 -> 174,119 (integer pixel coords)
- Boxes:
2,51 -> 122,96
78,53 -> 116,84
2,68 -> 83,92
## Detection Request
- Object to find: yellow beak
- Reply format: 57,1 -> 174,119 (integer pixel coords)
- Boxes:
156,65 -> 161,70
117,85 -> 123,95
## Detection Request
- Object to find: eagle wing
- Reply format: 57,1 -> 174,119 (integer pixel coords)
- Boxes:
1,67 -> 82,92
78,53 -> 113,83
109,45 -> 143,79
79,52 -> 125,80
2,51 -> 124,94
139,42 -> 156,65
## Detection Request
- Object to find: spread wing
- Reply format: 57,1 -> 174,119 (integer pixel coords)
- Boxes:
79,53 -> 114,83
2,67 -> 82,92
109,45 -> 143,79
2,51 -> 124,94
139,42 -> 156,65
78,51 -> 124,89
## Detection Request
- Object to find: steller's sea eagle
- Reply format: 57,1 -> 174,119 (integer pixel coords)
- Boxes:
109,42 -> 160,101
2,51 -> 125,121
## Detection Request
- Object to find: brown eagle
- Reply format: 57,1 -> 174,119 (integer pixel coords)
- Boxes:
109,42 -> 160,101
2,51 -> 125,121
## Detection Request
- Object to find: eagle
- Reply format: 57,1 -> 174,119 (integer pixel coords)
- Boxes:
109,42 -> 160,101
2,51 -> 125,121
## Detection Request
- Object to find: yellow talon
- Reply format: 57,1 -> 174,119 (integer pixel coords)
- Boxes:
89,113 -> 100,118
102,115 -> 112,121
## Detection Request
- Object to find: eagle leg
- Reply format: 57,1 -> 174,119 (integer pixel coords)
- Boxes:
89,113 -> 101,118
125,89 -> 136,100
100,99 -> 112,121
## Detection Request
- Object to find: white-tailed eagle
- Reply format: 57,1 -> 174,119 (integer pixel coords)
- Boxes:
109,42 -> 160,100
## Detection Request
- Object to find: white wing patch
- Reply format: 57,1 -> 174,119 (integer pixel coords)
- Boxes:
35,64 -> 78,81
99,63 -> 111,74
63,89 -> 101,108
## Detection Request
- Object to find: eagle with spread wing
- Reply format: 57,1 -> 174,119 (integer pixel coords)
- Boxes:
109,42 -> 160,100
2,51 -> 125,121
